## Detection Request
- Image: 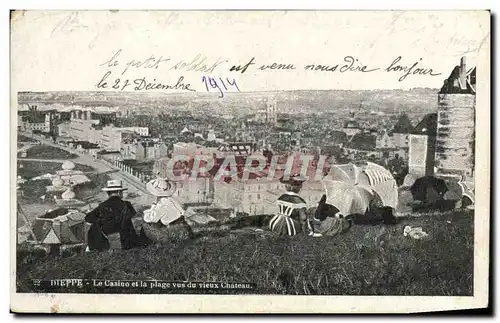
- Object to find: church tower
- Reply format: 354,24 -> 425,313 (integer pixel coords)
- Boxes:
266,99 -> 278,125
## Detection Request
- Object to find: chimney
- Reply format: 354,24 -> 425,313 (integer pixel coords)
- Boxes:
459,56 -> 467,90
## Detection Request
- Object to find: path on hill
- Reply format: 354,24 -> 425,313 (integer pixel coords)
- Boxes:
18,157 -> 115,174
18,133 -> 155,203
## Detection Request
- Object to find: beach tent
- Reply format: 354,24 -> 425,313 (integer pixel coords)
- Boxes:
323,162 -> 398,216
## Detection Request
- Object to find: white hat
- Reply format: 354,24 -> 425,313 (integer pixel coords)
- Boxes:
146,177 -> 177,197
102,179 -> 128,192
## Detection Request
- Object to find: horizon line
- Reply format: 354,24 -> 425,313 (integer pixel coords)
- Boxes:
16,87 -> 441,96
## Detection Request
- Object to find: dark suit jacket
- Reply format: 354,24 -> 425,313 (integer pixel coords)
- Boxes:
85,196 -> 140,250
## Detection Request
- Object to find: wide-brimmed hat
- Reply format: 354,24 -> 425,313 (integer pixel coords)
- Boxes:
146,177 -> 177,197
102,179 -> 128,192
280,173 -> 307,185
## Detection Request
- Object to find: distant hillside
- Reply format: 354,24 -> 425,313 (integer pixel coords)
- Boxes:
17,88 -> 439,116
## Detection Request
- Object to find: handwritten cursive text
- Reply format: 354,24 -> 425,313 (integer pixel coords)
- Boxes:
100,49 -> 171,75
96,71 -> 195,92
171,55 -> 228,73
385,56 -> 441,82
305,56 -> 379,73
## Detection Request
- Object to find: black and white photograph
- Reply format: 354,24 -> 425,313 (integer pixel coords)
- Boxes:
10,10 -> 490,313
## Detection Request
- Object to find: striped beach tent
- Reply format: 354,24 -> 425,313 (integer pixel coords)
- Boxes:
457,180 -> 475,205
357,162 -> 399,210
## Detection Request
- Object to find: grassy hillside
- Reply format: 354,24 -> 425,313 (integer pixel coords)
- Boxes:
23,145 -> 78,160
16,209 -> 474,295
17,160 -> 94,179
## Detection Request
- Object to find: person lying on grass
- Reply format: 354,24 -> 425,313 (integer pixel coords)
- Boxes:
306,193 -> 398,237
306,194 -> 353,237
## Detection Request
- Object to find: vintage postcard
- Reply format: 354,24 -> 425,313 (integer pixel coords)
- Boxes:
10,10 -> 490,313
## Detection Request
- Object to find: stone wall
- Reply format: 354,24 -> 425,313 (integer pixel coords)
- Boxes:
408,134 -> 435,176
435,94 -> 475,179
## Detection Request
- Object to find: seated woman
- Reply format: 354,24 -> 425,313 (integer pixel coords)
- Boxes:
142,177 -> 194,241
269,174 -> 309,236
307,194 -> 352,237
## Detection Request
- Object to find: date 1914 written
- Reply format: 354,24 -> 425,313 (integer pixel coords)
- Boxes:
202,76 -> 240,98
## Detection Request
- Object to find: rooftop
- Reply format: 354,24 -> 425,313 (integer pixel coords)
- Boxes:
217,142 -> 255,155
22,114 -> 46,124
412,113 -> 438,136
343,120 -> 360,129
390,114 -> 414,134
347,133 -> 377,151
439,57 -> 476,95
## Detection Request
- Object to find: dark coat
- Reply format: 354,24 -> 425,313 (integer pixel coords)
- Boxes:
85,195 -> 144,251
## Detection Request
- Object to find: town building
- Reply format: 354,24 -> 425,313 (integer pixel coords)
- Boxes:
68,110 -> 114,142
121,140 -> 169,161
207,129 -> 217,142
216,142 -> 256,157
70,141 -> 101,157
408,113 -> 438,176
376,130 -> 395,149
69,110 -> 94,141
23,116 -> 48,132
99,125 -> 150,152
173,142 -> 217,157
100,126 -> 125,152
390,114 -> 414,148
211,154 -> 327,215
18,106 -> 53,133
254,100 -> 278,125
57,122 -> 71,137
180,126 -> 192,137
96,150 -> 122,163
88,124 -> 103,144
212,171 -> 284,215
342,112 -> 362,137
119,127 -> 149,137
176,177 -> 213,205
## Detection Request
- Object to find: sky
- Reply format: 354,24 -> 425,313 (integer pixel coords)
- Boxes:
10,10 -> 490,94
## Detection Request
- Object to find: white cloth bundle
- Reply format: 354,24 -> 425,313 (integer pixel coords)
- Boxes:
143,204 -> 160,223
143,197 -> 185,225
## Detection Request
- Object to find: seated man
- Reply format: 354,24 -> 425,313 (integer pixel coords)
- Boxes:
85,179 -> 147,251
